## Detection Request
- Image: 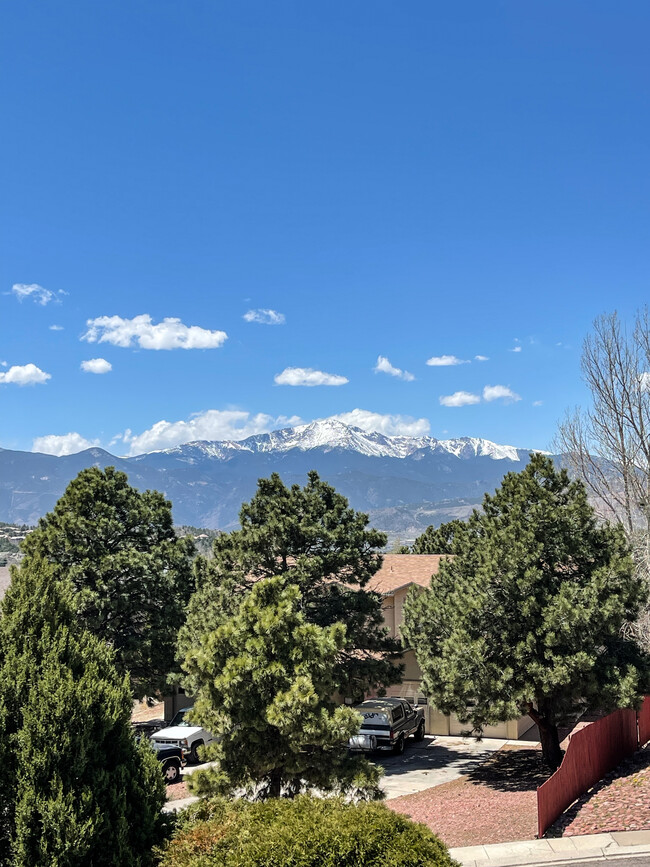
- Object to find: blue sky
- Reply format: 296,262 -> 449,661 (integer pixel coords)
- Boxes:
1,1 -> 649,456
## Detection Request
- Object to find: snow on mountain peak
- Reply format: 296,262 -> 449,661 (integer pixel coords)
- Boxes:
434,437 -> 521,461
153,417 -> 524,463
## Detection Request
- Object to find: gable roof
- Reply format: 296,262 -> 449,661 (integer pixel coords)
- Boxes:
367,554 -> 446,595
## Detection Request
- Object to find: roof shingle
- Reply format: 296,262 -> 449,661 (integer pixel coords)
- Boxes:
368,554 -> 446,595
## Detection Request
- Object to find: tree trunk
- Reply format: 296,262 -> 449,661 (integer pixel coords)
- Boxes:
527,701 -> 563,770
269,769 -> 282,798
538,720 -> 563,771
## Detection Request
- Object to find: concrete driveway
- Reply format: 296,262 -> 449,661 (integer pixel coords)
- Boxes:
164,733 -> 507,812
376,735 -> 507,799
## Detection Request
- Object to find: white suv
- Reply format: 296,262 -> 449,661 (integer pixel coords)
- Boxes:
150,707 -> 216,764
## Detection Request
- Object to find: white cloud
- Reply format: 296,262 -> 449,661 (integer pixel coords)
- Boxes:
533,400 -> 543,406
82,314 -> 228,350
439,391 -> 481,407
639,372 -> 650,392
0,363 -> 51,386
32,432 -> 100,456
243,308 -> 285,325
49,324 -> 64,331
483,384 -> 521,403
274,367 -> 348,387
426,355 -> 469,366
331,409 -> 430,437
475,355 -> 489,362
373,355 -> 414,381
10,283 -> 66,305
81,358 -> 112,374
120,409 -> 303,455
510,345 -> 522,353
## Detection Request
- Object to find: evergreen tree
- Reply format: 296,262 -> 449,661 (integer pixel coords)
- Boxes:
183,575 -> 382,800
0,556 -> 165,865
403,454 -> 650,769
22,466 -> 194,697
180,471 -> 402,700
411,519 -> 470,554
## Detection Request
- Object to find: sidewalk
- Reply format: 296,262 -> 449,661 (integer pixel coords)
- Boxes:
162,795 -> 199,813
450,830 -> 650,866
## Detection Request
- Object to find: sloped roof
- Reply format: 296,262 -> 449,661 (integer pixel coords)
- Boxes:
367,554 -> 446,595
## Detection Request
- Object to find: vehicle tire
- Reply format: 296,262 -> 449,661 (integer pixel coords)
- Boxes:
163,759 -> 181,784
393,735 -> 405,755
415,720 -> 425,742
189,739 -> 204,764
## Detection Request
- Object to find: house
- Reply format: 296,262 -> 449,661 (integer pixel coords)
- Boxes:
368,554 -> 534,739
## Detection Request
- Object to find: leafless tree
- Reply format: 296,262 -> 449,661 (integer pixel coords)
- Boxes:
556,309 -> 650,642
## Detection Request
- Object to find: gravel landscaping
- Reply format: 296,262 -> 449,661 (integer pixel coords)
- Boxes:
165,781 -> 190,801
388,747 -> 550,848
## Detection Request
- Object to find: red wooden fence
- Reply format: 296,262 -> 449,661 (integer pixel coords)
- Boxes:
638,696 -> 650,747
536,708 -> 638,838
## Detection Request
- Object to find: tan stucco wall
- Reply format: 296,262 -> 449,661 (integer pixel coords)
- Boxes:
400,648 -> 421,681
163,688 -> 195,721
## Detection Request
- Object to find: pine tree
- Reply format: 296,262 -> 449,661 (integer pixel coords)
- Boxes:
183,575 -> 383,800
180,471 -> 402,700
21,466 -> 195,697
411,519 -> 470,554
0,556 -> 165,865
403,454 -> 650,769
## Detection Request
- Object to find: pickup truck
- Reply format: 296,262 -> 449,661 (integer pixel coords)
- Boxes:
149,707 -> 216,764
155,746 -> 186,784
348,697 -> 426,754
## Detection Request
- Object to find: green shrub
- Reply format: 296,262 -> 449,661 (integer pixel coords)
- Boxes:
159,795 -> 458,867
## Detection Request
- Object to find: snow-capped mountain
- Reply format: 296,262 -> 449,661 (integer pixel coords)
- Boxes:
137,418 -> 522,463
0,419 -> 543,538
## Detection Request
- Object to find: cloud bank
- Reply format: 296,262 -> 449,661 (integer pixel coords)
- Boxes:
82,314 -> 228,350
119,409 -> 303,455
439,384 -> 521,407
426,355 -> 469,366
439,391 -> 481,407
482,384 -> 521,403
274,367 -> 348,386
0,364 -> 51,386
81,358 -> 112,374
331,409 -> 430,437
33,432 -> 100,456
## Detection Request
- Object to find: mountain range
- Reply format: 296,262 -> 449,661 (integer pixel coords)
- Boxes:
0,419 -> 545,542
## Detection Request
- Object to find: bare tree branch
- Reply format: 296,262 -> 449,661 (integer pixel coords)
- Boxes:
556,308 -> 650,646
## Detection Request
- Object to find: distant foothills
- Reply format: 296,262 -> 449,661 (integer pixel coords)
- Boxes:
0,418 -> 550,543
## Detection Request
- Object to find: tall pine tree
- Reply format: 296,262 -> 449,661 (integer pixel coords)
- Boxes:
21,466 -> 195,698
184,575 -> 382,800
0,556 -> 165,865
180,471 -> 402,700
403,454 -> 650,768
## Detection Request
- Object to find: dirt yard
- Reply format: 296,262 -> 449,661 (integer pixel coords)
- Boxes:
388,746 -> 551,848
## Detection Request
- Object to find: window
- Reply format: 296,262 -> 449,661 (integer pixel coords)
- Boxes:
392,705 -> 404,722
